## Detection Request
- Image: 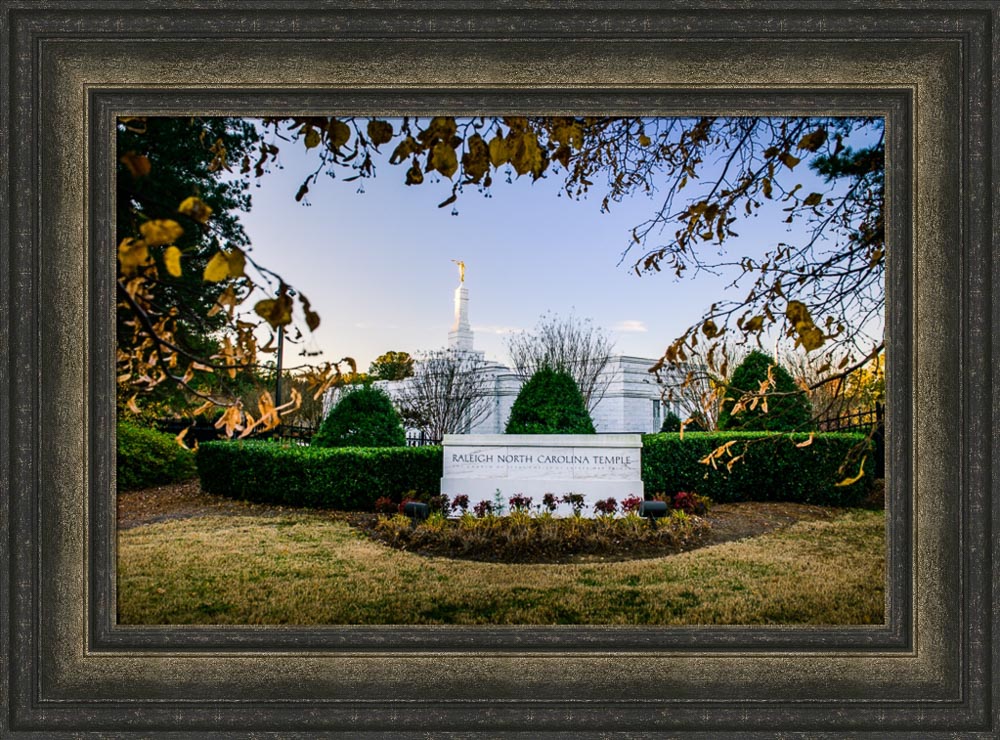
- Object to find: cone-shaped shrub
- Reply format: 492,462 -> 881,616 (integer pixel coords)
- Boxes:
717,350 -> 813,431
312,384 -> 406,448
660,411 -> 683,432
505,367 -> 596,434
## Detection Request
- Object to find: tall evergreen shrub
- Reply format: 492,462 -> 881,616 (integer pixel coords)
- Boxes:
718,350 -> 813,431
312,384 -> 406,448
505,368 -> 596,434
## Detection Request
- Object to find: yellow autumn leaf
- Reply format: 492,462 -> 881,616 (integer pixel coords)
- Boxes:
834,456 -> 867,487
796,128 -> 828,152
254,294 -> 294,328
488,133 -> 509,167
203,251 -> 230,282
327,119 -> 351,149
304,128 -> 321,149
139,219 -> 184,247
117,238 -> 150,276
638,134 -> 651,147
509,131 -> 546,179
428,141 -> 458,178
552,119 -> 584,150
405,161 -> 424,185
799,326 -> 826,351
177,196 -> 213,224
461,134 -> 490,182
785,300 -> 810,326
366,119 -> 394,146
389,136 -> 420,165
226,247 -> 246,278
163,246 -> 183,277
778,152 -> 801,169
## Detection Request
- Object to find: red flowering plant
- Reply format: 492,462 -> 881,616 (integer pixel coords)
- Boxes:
427,493 -> 451,516
452,494 -> 470,515
593,497 -> 618,517
508,494 -> 533,513
672,491 -> 710,516
473,500 -> 494,518
397,497 -> 420,514
374,496 -> 397,515
562,493 -> 585,516
620,495 -> 643,515
541,493 -> 559,513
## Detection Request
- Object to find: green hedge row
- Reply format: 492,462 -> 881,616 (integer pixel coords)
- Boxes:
196,432 -> 874,510
640,431 -> 875,507
197,440 -> 443,510
117,421 -> 197,491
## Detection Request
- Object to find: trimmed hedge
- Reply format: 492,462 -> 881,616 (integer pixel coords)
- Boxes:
117,421 -> 197,491
197,433 -> 874,511
640,431 -> 874,507
197,440 -> 443,510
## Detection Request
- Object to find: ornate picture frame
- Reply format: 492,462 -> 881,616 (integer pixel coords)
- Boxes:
1,2 -> 995,735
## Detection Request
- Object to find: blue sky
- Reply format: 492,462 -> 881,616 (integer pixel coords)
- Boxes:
232,119 -> 879,373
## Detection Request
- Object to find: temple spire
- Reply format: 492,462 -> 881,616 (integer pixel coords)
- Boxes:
448,260 -> 474,352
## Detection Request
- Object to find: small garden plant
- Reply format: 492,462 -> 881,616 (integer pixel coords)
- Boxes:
354,492 -> 714,563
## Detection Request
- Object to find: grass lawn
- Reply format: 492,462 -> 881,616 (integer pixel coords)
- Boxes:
117,507 -> 885,625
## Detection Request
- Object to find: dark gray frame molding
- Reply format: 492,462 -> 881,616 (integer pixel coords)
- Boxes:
1,2 -> 995,736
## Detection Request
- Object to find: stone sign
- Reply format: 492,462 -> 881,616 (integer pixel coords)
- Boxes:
441,434 -> 643,514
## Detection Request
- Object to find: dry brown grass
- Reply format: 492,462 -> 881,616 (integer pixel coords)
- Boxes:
117,508 -> 884,625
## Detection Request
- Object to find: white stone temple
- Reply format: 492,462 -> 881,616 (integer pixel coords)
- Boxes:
325,262 -> 683,435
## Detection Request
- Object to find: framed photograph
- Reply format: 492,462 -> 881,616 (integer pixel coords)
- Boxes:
1,2 -> 996,736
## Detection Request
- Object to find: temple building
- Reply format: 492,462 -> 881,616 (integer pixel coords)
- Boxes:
326,262 -> 682,436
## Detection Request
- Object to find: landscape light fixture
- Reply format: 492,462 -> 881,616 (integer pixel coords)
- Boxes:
638,500 -> 668,528
403,501 -> 429,527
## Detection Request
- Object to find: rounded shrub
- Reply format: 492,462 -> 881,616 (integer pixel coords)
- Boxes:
660,411 -> 683,432
717,350 -> 813,431
505,367 -> 595,434
312,384 -> 406,448
116,420 -> 197,491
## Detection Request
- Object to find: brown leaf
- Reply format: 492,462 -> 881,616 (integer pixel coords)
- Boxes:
389,136 -> 420,164
366,119 -> 394,146
119,151 -> 151,178
461,134 -> 490,182
428,141 -> 458,178
254,293 -> 294,328
327,119 -> 351,150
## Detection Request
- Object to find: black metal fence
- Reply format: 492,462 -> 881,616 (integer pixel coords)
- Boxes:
155,420 -> 440,448
814,403 -> 885,478
155,420 -> 316,445
406,432 -> 441,447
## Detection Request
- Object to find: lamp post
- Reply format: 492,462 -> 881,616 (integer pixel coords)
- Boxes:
274,323 -> 284,408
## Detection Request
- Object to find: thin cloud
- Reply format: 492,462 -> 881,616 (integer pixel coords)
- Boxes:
614,320 -> 648,333
472,325 -> 523,335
